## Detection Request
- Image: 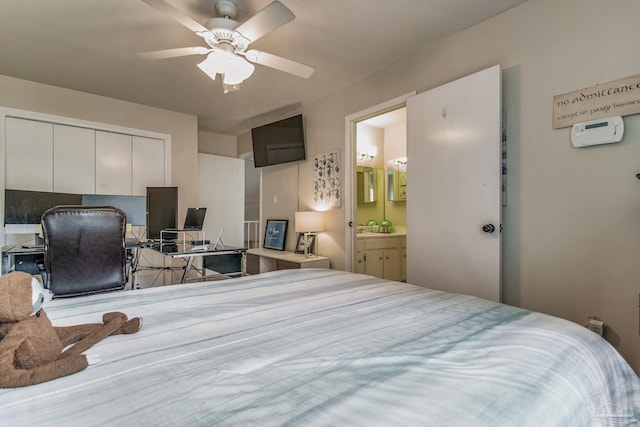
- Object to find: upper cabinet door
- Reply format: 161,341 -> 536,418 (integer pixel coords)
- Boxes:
53,124 -> 96,194
132,136 -> 165,196
95,131 -> 132,195
5,117 -> 54,191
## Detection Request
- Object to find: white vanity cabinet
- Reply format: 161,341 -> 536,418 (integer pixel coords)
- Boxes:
355,240 -> 366,274
356,235 -> 406,281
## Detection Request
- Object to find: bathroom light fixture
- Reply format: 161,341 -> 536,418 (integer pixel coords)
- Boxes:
391,157 -> 407,168
294,211 -> 324,258
357,152 -> 375,162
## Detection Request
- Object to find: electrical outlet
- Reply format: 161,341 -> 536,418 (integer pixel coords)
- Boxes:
588,319 -> 604,337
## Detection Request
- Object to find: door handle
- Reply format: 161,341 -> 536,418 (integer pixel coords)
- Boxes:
482,224 -> 495,233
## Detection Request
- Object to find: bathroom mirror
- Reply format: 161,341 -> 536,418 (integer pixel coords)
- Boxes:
357,166 -> 378,203
356,167 -> 384,227
387,169 -> 407,201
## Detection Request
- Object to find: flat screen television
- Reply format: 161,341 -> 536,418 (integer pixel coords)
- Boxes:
146,186 -> 178,240
251,114 -> 306,167
4,189 -> 82,225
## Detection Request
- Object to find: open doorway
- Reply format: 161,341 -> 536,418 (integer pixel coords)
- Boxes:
344,92 -> 415,272
353,108 -> 407,281
244,158 -> 260,248
356,108 -> 407,234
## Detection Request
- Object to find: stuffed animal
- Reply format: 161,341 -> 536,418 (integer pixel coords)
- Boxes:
0,271 -> 142,388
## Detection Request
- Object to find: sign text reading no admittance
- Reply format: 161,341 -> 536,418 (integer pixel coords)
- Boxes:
553,73 -> 640,129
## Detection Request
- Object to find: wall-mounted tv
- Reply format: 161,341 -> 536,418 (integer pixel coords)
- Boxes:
251,114 -> 306,168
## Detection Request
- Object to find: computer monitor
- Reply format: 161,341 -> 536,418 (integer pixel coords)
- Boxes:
146,187 -> 178,240
183,207 -> 206,230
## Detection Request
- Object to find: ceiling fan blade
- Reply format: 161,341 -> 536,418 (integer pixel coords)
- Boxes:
245,50 -> 314,79
234,1 -> 294,43
142,0 -> 209,34
139,46 -> 210,60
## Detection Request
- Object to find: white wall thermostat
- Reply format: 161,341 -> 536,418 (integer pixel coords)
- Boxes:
571,116 -> 624,148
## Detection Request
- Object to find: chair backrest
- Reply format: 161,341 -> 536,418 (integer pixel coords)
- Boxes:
41,205 -> 127,297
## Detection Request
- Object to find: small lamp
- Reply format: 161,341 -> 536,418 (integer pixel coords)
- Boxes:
295,211 -> 324,258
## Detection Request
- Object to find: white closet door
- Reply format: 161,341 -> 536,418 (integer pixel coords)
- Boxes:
96,131 -> 132,195
5,117 -> 53,191
132,136 -> 165,196
197,153 -> 244,247
53,124 -> 95,194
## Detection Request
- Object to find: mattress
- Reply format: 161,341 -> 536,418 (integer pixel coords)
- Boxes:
1,269 -> 639,426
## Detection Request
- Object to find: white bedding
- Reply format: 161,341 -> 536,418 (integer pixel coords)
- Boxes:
1,269 -> 639,426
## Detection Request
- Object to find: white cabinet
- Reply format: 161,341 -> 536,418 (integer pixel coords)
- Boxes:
53,124 -> 95,194
4,114 -> 168,198
401,237 -> 407,282
357,236 -> 405,281
5,117 -> 53,191
96,131 -> 132,195
132,136 -> 165,196
355,240 -> 366,274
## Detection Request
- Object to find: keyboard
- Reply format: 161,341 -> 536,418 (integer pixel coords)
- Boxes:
125,238 -> 141,246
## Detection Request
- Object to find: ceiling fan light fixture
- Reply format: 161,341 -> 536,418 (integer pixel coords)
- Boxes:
197,50 -> 255,89
222,83 -> 240,93
222,56 -> 255,85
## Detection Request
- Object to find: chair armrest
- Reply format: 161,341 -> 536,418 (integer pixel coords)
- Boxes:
35,260 -> 49,289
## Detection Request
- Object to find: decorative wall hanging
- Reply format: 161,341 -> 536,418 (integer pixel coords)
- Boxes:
552,73 -> 640,129
313,150 -> 341,209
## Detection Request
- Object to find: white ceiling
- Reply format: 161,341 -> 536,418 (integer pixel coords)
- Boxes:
0,0 -> 527,135
362,108 -> 406,129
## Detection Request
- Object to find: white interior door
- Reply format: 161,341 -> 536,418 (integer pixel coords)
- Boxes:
197,153 -> 244,247
406,65 -> 501,301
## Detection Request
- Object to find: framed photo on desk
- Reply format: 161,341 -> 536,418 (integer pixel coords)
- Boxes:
263,219 -> 288,251
295,233 -> 316,254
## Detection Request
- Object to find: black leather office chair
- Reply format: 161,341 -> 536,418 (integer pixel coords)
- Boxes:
40,206 -> 129,297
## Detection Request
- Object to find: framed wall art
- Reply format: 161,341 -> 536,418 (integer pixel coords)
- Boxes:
313,150 -> 341,209
263,219 -> 288,250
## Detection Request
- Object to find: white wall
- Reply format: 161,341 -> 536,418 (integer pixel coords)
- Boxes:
198,131 -> 237,157
259,162 -> 300,252
258,0 -> 640,372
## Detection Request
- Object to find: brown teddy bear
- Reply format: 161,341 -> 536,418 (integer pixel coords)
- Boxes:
0,271 -> 142,388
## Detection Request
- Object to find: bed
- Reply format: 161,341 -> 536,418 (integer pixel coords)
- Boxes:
2,269 -> 639,426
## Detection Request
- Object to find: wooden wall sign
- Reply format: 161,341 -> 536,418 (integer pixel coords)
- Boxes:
553,73 -> 640,129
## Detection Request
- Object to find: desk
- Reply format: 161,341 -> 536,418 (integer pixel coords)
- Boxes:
2,242 -> 246,286
146,242 -> 246,284
2,242 -> 143,280
1,245 -> 45,275
246,248 -> 330,274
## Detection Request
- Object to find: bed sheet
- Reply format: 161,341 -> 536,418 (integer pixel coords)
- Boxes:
1,269 -> 639,426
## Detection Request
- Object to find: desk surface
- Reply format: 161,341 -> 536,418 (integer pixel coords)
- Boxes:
3,242 -> 246,257
247,248 -> 329,263
3,244 -> 44,254
146,242 -> 246,258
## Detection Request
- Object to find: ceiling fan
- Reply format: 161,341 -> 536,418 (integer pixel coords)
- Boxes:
141,0 -> 314,92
